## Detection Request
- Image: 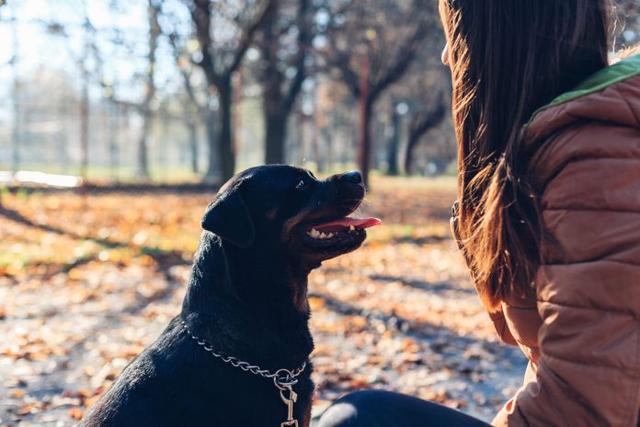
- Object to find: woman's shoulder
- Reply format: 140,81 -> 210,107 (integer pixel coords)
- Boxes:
523,55 -> 640,190
524,54 -> 640,145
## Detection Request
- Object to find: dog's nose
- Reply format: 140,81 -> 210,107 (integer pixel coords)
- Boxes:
341,171 -> 362,184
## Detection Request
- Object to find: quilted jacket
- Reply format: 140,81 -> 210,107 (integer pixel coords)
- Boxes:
456,54 -> 640,426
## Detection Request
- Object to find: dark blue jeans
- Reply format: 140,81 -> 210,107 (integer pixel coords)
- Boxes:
317,390 -> 490,427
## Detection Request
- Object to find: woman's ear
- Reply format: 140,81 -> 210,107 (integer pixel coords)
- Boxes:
201,188 -> 255,249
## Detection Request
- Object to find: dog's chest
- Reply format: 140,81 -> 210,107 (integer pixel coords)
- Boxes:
181,362 -> 313,427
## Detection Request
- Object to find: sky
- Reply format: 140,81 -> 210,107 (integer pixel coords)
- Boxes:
0,0 -> 185,106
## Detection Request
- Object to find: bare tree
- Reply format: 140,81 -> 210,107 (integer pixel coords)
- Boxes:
136,0 -> 162,179
78,7 -> 94,180
9,9 -> 20,174
256,0 -> 312,164
189,0 -> 274,182
384,100 -> 403,176
321,0 -> 435,186
404,94 -> 447,175
37,6 -> 101,180
168,32 -> 207,175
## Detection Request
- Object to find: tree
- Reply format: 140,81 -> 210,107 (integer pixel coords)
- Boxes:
404,93 -> 447,175
256,0 -> 312,164
136,0 -> 162,179
384,100 -> 404,176
189,0 -> 274,182
9,9 -> 20,174
321,0 -> 436,186
168,32 -> 207,175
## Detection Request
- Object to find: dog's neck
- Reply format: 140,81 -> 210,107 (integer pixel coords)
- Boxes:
181,232 -> 314,371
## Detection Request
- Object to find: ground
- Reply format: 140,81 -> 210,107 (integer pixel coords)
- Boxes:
0,176 -> 526,426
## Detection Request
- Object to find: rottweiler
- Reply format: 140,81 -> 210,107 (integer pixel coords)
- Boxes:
81,165 -> 381,427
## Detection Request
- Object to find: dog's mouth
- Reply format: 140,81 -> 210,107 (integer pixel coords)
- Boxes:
302,215 -> 381,252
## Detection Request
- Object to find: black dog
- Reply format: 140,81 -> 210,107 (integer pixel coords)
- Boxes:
81,165 -> 380,427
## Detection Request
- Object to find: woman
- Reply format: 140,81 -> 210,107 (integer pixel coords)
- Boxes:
319,0 -> 640,425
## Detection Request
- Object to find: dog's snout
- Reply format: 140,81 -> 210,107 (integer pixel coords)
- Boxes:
340,171 -> 363,184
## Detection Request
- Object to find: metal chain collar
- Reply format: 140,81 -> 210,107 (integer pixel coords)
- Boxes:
180,318 -> 307,391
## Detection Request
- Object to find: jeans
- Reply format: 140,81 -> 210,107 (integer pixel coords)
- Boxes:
317,390 -> 490,427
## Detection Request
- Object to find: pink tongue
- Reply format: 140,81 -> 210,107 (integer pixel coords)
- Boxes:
314,217 -> 382,232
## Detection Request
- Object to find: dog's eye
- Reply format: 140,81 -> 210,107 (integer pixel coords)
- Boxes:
295,179 -> 307,191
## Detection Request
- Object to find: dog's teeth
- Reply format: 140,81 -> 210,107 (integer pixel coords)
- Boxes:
308,228 -> 322,238
307,228 -> 336,240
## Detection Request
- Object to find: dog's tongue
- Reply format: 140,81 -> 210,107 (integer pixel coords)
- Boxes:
314,217 -> 382,232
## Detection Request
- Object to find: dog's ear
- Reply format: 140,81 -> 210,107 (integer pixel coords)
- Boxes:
201,187 -> 255,248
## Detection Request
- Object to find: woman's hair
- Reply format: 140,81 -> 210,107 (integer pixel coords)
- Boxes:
440,0 -> 611,311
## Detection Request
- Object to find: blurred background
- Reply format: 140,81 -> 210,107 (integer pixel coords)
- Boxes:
0,0 -> 635,187
0,1 -> 639,426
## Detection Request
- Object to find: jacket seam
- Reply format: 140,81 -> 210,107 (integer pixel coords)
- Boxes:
621,89 -> 640,127
542,207 -> 640,215
536,300 -> 639,318
539,151 -> 640,188
543,155 -> 640,188
543,258 -> 640,269
548,155 -> 640,163
542,352 -> 640,374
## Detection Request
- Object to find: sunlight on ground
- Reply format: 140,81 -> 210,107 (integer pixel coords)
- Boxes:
0,176 -> 525,425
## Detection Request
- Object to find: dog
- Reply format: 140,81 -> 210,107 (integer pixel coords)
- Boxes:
81,165 -> 381,427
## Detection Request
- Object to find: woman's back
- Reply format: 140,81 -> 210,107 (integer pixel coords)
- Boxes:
491,54 -> 640,426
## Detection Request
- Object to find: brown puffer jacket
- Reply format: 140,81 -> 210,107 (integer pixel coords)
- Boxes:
456,54 -> 640,426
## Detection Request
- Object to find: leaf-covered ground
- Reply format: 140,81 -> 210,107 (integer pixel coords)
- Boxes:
0,177 -> 526,426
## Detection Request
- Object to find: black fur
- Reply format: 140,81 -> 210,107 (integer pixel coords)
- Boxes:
81,166 -> 367,427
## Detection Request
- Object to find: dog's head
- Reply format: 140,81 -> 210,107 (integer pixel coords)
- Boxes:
201,165 -> 380,266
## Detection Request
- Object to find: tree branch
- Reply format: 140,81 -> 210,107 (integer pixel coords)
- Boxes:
167,32 -> 205,115
191,0 -> 221,86
283,0 -> 311,113
370,24 -> 426,100
228,0 -> 275,74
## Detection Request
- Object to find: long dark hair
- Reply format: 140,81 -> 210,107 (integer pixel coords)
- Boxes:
440,0 -> 611,311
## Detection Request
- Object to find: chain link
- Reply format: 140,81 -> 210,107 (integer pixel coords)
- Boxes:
180,319 -> 307,390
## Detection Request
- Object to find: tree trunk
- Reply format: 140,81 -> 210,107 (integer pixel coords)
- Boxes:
358,98 -> 373,187
310,119 -> 324,172
136,113 -> 151,179
188,118 -> 199,174
136,0 -> 159,180
386,107 -> 401,176
404,133 -> 420,175
265,111 -> 287,164
204,108 -> 217,182
11,78 -> 20,174
108,103 -> 119,181
404,101 -> 446,175
80,74 -> 89,179
358,53 -> 373,187
205,78 -> 235,182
